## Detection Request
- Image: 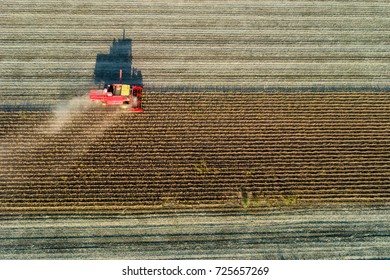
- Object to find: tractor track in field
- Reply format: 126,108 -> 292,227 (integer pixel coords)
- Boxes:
0,207 -> 389,259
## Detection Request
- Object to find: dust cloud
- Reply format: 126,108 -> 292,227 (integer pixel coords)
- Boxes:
45,94 -> 92,134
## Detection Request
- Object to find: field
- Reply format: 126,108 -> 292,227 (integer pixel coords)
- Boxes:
1,208 -> 389,259
1,0 -> 389,103
1,0 -> 390,259
1,91 -> 390,214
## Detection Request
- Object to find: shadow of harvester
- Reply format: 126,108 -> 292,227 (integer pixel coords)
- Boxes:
94,32 -> 143,86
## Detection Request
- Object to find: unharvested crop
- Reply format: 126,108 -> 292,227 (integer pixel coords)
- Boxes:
1,91 -> 389,214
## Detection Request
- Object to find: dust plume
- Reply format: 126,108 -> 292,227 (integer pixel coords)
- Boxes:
45,94 -> 92,134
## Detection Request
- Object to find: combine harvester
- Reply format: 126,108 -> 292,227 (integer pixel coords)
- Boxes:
89,69 -> 144,112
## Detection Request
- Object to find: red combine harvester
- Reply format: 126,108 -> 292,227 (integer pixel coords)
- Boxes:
89,69 -> 144,112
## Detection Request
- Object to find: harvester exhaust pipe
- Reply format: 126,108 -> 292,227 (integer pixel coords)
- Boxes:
119,69 -> 122,84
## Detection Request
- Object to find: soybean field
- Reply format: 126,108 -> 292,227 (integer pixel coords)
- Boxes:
0,0 -> 389,259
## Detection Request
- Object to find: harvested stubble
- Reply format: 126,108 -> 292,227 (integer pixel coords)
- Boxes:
0,208 -> 389,259
1,0 -> 389,107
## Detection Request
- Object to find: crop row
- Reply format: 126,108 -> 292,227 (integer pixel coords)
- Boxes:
1,90 -> 389,213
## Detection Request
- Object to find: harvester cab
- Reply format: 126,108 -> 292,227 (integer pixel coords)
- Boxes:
89,70 -> 144,112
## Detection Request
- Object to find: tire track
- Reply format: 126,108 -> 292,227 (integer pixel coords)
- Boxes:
0,207 -> 389,259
